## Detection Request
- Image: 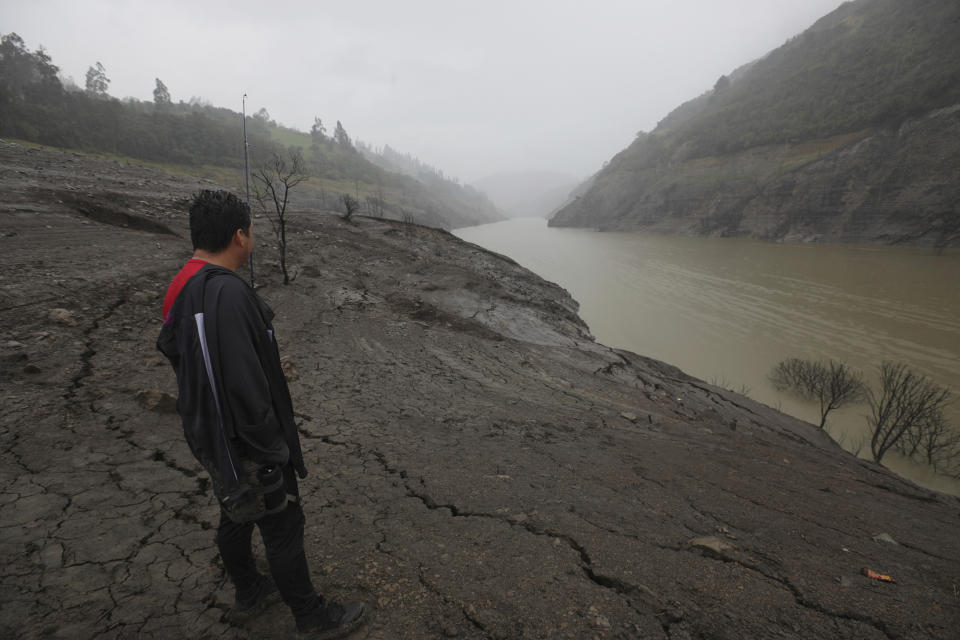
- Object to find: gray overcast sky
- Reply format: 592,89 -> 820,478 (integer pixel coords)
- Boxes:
3,0 -> 844,183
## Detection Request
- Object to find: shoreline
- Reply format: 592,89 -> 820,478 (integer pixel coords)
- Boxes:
3,143 -> 959,638
456,217 -> 960,496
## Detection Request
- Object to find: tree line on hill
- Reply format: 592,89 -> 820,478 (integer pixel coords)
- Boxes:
549,0 -> 960,245
0,32 -> 275,168
355,141 -> 495,214
656,0 -> 960,160
0,32 -> 501,229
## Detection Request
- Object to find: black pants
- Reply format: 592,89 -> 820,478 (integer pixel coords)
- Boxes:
215,467 -> 321,620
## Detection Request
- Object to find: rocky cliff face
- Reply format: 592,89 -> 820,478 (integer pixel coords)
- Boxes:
551,103 -> 960,245
551,0 -> 960,246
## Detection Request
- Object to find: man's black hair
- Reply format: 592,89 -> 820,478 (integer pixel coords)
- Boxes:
189,189 -> 251,252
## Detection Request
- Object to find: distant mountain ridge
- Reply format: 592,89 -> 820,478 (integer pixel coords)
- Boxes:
550,0 -> 960,246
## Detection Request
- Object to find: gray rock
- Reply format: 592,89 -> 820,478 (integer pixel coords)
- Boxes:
588,605 -> 612,629
48,308 -> 77,326
135,389 -> 177,414
689,536 -> 736,558
144,355 -> 166,368
281,356 -> 299,382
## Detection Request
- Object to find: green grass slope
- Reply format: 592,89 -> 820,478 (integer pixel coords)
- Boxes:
0,32 -> 500,229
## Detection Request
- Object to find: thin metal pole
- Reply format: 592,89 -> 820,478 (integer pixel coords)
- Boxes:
242,93 -> 254,287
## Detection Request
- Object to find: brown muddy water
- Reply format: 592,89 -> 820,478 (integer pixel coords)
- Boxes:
455,217 -> 960,495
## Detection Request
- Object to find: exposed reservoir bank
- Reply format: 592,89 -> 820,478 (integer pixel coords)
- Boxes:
5,141 -> 960,637
455,217 -> 960,495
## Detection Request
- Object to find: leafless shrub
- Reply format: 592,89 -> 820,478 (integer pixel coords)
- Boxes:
867,362 -> 952,465
708,375 -> 751,397
897,411 -> 960,476
851,433 -> 868,458
365,195 -> 385,218
341,194 -> 359,221
252,148 -> 307,285
769,358 -> 865,429
399,209 -> 416,238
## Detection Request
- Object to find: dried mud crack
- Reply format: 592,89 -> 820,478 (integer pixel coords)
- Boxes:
1,142 -> 958,639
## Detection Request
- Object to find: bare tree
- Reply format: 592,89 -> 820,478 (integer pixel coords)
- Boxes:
365,195 -> 385,218
895,410 -> 960,475
252,148 -> 307,285
769,358 -> 865,429
341,194 -> 359,221
867,362 -> 952,464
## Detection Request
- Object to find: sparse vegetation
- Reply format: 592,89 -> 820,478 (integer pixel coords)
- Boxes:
341,194 -> 359,221
769,358 -> 865,429
0,31 -> 501,229
770,358 -> 959,475
867,362 -> 953,466
896,411 -> 960,476
662,0 -> 960,157
708,375 -> 751,397
252,148 -> 307,285
551,0 -> 960,244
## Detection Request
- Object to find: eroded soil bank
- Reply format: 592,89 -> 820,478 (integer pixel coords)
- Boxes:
2,142 -> 958,639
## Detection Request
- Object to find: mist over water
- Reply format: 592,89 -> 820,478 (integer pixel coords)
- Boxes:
455,218 -> 960,495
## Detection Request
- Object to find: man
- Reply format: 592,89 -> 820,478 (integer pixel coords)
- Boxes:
157,189 -> 364,637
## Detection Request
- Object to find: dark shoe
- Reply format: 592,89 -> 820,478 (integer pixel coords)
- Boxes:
234,576 -> 281,614
296,600 -> 366,638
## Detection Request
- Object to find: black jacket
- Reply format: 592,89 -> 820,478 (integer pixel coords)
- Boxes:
157,264 -> 306,503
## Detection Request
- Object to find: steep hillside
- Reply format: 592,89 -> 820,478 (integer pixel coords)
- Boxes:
0,32 -> 500,230
355,142 -> 504,228
550,0 -> 960,246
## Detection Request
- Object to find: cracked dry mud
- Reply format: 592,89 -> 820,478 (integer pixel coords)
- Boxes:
2,141 -> 959,639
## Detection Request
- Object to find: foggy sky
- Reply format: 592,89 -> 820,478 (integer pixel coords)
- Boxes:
3,0 -> 844,183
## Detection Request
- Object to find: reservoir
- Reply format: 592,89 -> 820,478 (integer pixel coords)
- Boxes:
455,217 -> 960,495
